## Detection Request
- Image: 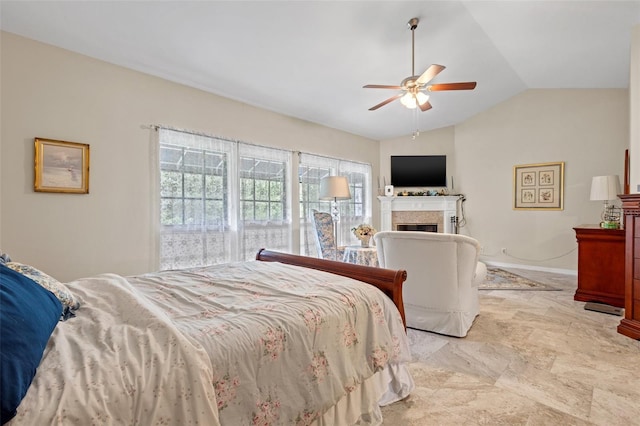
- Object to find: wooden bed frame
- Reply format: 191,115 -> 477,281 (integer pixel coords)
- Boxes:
256,249 -> 407,327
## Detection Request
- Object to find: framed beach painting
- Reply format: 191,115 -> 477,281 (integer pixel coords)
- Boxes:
513,161 -> 564,210
34,138 -> 90,193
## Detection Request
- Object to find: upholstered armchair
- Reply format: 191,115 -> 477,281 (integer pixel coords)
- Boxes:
374,231 -> 487,337
311,210 -> 346,261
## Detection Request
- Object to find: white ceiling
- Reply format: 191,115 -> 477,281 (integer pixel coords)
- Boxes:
1,1 -> 639,140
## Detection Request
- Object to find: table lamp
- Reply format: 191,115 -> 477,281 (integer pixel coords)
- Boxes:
319,176 -> 351,252
590,175 -> 621,229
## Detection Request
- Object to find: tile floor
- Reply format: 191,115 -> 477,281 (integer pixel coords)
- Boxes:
380,268 -> 640,425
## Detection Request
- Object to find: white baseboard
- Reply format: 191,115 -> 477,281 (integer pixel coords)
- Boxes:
483,260 -> 577,276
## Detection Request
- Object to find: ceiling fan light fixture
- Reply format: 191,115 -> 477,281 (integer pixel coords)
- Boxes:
415,92 -> 429,106
400,92 -> 417,109
363,17 -> 476,114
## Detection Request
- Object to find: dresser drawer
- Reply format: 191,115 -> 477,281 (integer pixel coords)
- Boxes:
616,196 -> 640,339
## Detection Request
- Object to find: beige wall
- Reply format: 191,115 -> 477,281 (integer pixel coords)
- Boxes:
381,89 -> 629,272
459,89 -> 628,271
379,126 -> 456,191
0,32 -> 379,281
2,29 -> 637,279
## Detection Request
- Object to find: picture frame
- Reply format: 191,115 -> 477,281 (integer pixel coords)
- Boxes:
513,161 -> 564,210
34,138 -> 90,194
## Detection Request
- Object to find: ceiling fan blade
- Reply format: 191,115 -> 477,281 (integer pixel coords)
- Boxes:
428,82 -> 477,91
363,84 -> 403,89
418,100 -> 432,112
416,64 -> 446,85
369,94 -> 403,111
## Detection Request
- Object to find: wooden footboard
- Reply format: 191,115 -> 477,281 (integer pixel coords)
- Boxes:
256,249 -> 407,328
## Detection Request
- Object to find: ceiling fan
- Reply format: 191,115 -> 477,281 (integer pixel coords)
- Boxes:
364,17 -> 477,112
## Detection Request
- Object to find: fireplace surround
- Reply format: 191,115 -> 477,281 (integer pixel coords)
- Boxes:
378,195 -> 462,234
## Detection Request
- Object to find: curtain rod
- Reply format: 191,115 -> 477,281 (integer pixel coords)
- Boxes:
147,124 -> 269,150
297,150 -> 370,167
146,124 -> 370,167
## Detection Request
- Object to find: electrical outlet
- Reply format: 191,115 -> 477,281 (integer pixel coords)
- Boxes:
501,247 -> 507,254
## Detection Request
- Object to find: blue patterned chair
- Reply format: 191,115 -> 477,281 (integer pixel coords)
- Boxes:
311,210 -> 346,261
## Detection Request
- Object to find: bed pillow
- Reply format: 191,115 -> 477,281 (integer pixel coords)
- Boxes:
0,252 -> 10,265
5,262 -> 80,320
0,263 -> 62,424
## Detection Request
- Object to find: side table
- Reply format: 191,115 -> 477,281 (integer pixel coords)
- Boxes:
573,224 -> 625,309
343,246 -> 379,267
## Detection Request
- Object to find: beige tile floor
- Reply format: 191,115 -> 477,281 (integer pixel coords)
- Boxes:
381,268 -> 640,425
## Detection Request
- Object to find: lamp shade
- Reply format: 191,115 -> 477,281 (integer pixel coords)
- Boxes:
400,93 -> 417,109
590,175 -> 621,201
319,176 -> 351,200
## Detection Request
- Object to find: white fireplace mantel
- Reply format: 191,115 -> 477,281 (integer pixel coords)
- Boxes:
378,195 -> 462,234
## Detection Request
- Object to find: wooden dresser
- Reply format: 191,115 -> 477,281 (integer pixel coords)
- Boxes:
618,194 -> 640,340
573,225 -> 625,308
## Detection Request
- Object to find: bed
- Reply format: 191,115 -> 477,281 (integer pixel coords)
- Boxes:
1,249 -> 413,425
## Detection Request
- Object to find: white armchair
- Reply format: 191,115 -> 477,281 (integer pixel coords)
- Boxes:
374,231 -> 487,337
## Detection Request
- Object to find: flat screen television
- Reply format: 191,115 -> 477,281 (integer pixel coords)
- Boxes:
390,155 -> 447,187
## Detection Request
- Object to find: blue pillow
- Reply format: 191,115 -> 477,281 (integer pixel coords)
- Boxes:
0,264 -> 62,424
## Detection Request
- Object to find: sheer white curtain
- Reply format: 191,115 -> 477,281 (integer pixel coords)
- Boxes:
299,153 -> 372,256
158,129 -> 235,269
237,143 -> 293,261
338,161 -> 373,246
157,128 -> 292,269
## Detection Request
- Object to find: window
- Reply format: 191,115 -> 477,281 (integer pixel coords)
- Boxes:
157,128 -> 371,268
160,144 -> 227,227
237,144 -> 291,262
158,129 -> 291,269
299,154 -> 372,257
298,163 -> 332,257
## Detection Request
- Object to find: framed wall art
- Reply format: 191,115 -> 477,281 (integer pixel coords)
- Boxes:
513,161 -> 564,210
34,137 -> 90,194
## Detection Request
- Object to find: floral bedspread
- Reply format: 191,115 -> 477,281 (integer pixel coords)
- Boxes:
128,261 -> 411,425
10,261 -> 411,426
10,274 -> 220,426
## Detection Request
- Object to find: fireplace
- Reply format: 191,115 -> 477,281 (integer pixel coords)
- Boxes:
378,195 -> 461,234
396,224 -> 438,232
392,210 -> 443,232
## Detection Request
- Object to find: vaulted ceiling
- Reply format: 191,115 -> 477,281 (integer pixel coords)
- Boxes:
1,1 -> 639,140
